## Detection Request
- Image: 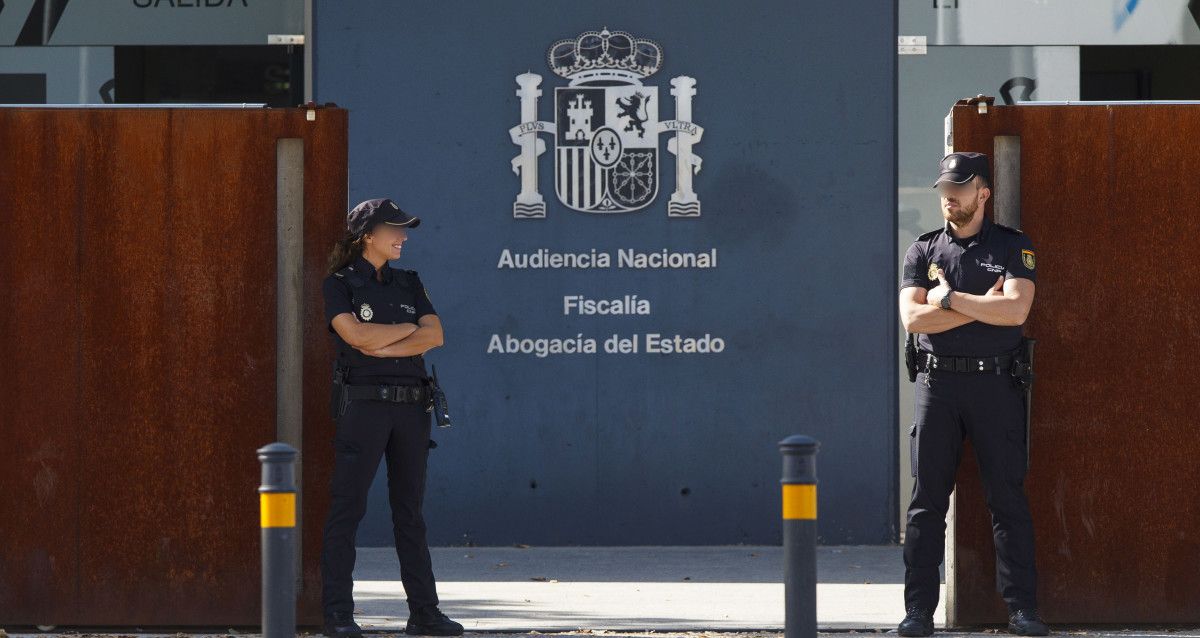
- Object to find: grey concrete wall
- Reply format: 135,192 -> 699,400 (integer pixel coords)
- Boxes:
313,1 -> 898,545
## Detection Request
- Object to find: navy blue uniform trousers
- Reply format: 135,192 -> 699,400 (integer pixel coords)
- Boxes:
321,398 -> 438,615
904,369 -> 1038,612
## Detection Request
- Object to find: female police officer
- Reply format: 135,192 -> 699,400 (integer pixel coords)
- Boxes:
320,198 -> 462,637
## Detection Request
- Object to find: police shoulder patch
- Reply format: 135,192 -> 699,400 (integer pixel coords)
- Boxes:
1021,249 -> 1036,270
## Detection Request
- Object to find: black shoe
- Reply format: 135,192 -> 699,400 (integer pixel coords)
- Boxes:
406,605 -> 464,636
898,606 -> 935,637
323,611 -> 363,638
1008,609 -> 1050,636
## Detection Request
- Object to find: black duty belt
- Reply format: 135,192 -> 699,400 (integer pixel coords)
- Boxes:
919,351 -> 1014,374
345,384 -> 429,404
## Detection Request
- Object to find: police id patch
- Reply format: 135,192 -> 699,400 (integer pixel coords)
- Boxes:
928,262 -> 940,281
359,303 -> 374,321
1021,249 -> 1036,270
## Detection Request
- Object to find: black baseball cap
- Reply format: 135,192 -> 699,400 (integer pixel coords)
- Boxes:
933,152 -> 990,187
346,198 -> 421,236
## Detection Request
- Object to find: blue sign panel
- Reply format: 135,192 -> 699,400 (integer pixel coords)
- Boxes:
314,1 -> 898,545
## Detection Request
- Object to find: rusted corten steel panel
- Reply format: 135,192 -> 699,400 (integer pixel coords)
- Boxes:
0,107 -> 346,626
948,102 -> 1200,624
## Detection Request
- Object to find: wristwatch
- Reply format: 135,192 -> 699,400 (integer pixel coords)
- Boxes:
939,290 -> 953,310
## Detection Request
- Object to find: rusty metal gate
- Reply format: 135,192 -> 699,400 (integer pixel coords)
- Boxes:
945,97 -> 1200,625
0,105 -> 346,626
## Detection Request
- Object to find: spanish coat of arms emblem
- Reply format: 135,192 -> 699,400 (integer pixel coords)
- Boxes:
510,28 -> 704,218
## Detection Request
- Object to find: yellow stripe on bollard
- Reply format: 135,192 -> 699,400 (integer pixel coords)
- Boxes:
782,484 -> 817,520
260,492 -> 296,528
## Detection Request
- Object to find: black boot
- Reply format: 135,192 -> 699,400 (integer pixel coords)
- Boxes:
898,606 -> 935,637
323,611 -> 363,638
1008,609 -> 1050,636
406,605 -> 464,636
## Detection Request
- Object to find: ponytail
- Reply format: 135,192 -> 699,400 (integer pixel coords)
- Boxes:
327,232 -> 363,274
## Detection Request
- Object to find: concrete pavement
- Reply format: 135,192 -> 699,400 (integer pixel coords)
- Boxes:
7,546 -> 1199,637
352,546 -> 931,632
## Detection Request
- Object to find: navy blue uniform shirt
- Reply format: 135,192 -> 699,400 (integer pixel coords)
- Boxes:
322,255 -> 437,383
900,216 -> 1036,357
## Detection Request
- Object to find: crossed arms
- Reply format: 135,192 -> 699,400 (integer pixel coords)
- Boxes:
330,313 -> 444,357
899,271 -> 1035,335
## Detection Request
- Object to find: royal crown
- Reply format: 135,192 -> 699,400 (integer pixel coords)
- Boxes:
547,28 -> 663,83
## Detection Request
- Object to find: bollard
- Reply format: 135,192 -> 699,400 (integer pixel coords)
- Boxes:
258,442 -> 298,638
779,435 -> 819,638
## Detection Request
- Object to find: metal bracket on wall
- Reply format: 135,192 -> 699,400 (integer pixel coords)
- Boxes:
957,94 -> 996,115
268,34 -> 305,45
898,36 -> 927,55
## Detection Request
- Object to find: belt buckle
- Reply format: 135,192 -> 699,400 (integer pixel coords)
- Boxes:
379,386 -> 391,401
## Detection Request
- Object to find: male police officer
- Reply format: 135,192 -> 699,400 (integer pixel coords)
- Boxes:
897,152 -> 1048,636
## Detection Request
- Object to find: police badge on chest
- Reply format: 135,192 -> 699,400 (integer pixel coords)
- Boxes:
359,303 -> 374,321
